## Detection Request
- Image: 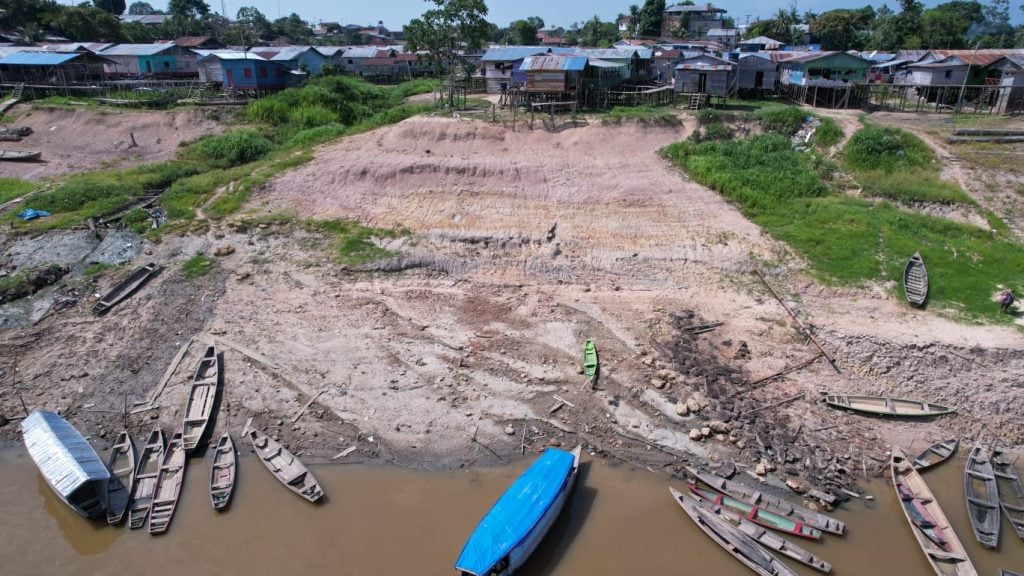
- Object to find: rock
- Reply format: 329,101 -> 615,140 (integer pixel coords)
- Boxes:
547,438 -> 562,447
214,245 -> 235,257
786,479 -> 810,494
675,402 -> 689,416
714,434 -> 728,442
686,397 -> 702,414
504,424 -> 515,435
642,356 -> 655,367
689,428 -> 703,441
235,271 -> 251,281
709,420 -> 730,434
755,462 -> 767,476
0,415 -> 8,427
98,429 -> 107,439
735,439 -> 746,449
575,364 -> 584,375
149,412 -> 159,420
700,427 -> 712,438
651,378 -> 666,389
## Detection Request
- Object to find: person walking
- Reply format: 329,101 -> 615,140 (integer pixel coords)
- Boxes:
999,288 -> 1015,313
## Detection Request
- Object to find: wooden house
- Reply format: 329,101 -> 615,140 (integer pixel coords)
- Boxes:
481,46 -> 552,92
571,48 -> 653,82
315,46 -> 346,71
736,53 -> 779,92
674,54 -> 735,96
738,36 -> 783,52
662,3 -> 728,38
250,46 -> 329,75
902,58 -> 969,87
340,46 -> 392,75
98,43 -> 197,77
520,55 -> 587,92
706,28 -> 740,50
651,48 -> 687,83
780,51 -> 870,86
0,51 -> 111,84
196,52 -> 302,90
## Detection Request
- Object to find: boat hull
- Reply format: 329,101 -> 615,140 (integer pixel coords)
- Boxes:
964,444 -> 1000,548
210,433 -> 236,510
992,448 -> 1024,540
913,439 -> 959,470
824,394 -> 955,417
904,252 -> 929,307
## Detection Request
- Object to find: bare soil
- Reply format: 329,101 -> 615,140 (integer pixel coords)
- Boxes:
0,104 -> 228,180
2,112 -> 1023,504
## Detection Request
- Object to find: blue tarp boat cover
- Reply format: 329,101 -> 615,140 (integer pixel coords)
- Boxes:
455,448 -> 575,575
17,209 -> 50,220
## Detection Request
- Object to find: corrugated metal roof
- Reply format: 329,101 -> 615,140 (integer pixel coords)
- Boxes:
252,46 -> 323,62
570,48 -> 653,60
587,58 -> 627,68
666,3 -> 726,12
520,55 -> 587,71
482,47 -> 552,62
343,46 -> 387,58
197,51 -> 267,62
707,28 -> 739,36
315,46 -> 345,56
100,43 -> 176,56
926,49 -> 1024,67
22,411 -> 109,498
0,47 -> 34,57
870,58 -> 912,69
677,63 -> 734,71
119,14 -> 171,24
0,52 -> 81,66
784,51 -> 870,65
739,36 -> 784,48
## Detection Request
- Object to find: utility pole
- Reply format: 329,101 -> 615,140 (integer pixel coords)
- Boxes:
956,40 -> 980,114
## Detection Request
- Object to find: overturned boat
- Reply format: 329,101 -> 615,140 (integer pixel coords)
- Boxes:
21,410 -> 110,519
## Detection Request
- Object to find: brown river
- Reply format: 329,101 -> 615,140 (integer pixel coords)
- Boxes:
1,448 -> 1021,575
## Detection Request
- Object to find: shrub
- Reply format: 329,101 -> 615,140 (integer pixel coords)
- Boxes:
812,117 -> 843,148
843,124 -> 933,172
290,105 -> 337,130
182,254 -> 215,280
191,129 -> 275,167
755,106 -> 808,136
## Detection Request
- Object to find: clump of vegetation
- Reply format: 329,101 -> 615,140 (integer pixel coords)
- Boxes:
843,123 -> 975,205
694,109 -> 736,125
0,177 -> 35,204
121,208 -> 152,234
811,117 -> 843,148
602,105 -> 679,125
305,219 -> 408,266
690,122 -> 733,142
181,254 -> 216,280
188,129 -> 276,167
752,106 -> 809,136
0,264 -> 67,304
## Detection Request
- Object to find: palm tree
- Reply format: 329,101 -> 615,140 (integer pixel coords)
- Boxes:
628,4 -> 640,38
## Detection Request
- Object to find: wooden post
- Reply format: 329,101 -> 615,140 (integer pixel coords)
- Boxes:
754,270 -> 839,372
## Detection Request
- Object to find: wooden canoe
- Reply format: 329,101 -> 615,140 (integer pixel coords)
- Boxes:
0,149 -> 41,161
688,482 -> 822,540
583,339 -> 598,383
671,487 -> 798,576
104,430 -> 136,525
210,433 -> 236,510
455,446 -> 581,575
964,443 -> 1000,548
148,427 -> 186,534
92,263 -> 159,315
127,426 -> 165,529
248,428 -> 324,503
182,345 -> 220,453
686,467 -> 846,536
891,447 -> 978,576
992,448 -> 1024,540
999,571 -> 1023,576
913,439 -> 959,471
824,393 -> 955,418
904,252 -> 928,307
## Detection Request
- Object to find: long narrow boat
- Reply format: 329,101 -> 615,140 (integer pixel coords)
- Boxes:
904,252 -> 929,307
992,447 -> 1024,540
913,439 -> 960,471
964,443 -> 1000,548
103,430 -> 136,525
128,426 -> 165,529
670,488 -> 798,576
182,345 -> 220,453
455,446 -> 582,576
248,428 -> 324,503
891,447 -> 978,576
92,263 -> 159,315
0,149 -> 41,161
824,393 -> 955,418
148,427 -> 186,534
210,433 -> 236,510
688,482 -> 822,540
21,411 -> 110,519
999,570 -> 1023,576
686,467 -> 846,536
583,339 -> 598,384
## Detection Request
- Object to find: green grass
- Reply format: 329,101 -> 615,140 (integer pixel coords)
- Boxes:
0,177 -> 35,204
305,219 -> 407,266
186,129 -> 276,168
843,123 -> 975,205
662,125 -> 1024,322
601,105 -> 679,125
812,117 -> 843,148
751,106 -> 809,136
181,254 -> 215,280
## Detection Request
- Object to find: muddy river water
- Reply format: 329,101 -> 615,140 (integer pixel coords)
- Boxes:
1,447 -> 1021,575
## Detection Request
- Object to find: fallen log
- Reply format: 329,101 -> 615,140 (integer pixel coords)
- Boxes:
947,136 -> 1024,144
739,392 -> 805,417
291,390 -> 325,424
147,336 -> 194,405
731,353 -> 823,397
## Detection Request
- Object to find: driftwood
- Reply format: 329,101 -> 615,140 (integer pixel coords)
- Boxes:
291,390 -> 325,424
470,425 -> 504,462
731,353 -> 823,397
214,337 -> 282,370
739,392 -> 805,417
147,337 -> 194,405
552,394 -> 574,407
754,271 -> 838,372
331,446 -> 358,460
129,404 -> 160,415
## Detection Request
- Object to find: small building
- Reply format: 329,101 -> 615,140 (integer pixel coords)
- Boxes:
0,51 -> 111,84
780,51 -> 870,86
706,28 -> 740,50
172,36 -> 224,50
570,48 -> 653,82
250,46 -> 329,75
651,48 -> 686,83
738,36 -> 784,52
481,46 -> 552,92
674,54 -> 735,96
314,46 -> 346,71
119,14 -> 171,27
663,4 -> 728,38
736,53 -> 779,92
196,52 -> 301,90
520,54 -> 587,92
98,43 -> 198,77
339,46 -> 390,75
867,58 -> 911,84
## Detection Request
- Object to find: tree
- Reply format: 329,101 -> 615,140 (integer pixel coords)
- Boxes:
121,19 -> 157,41
127,1 -> 157,15
50,5 -> 123,41
93,0 -> 126,15
526,16 -> 544,29
405,0 -> 492,105
508,18 -> 540,45
577,15 -> 620,47
272,13 -> 312,44
627,4 -> 640,38
1,0 -> 62,30
919,1 -> 984,49
636,0 -> 666,37
168,0 -> 208,19
813,7 -> 874,50
236,5 -> 271,42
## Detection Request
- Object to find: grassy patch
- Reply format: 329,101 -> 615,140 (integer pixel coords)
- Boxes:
0,177 -> 35,204
843,123 -> 975,205
601,105 -> 679,125
305,219 -> 406,266
752,106 -> 809,137
181,254 -> 215,280
663,126 -> 1024,321
186,129 -> 276,168
812,117 -> 843,148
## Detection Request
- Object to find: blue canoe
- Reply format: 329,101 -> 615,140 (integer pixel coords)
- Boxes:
455,446 -> 582,576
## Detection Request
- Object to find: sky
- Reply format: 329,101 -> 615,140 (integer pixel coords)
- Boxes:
138,0 -> 1024,28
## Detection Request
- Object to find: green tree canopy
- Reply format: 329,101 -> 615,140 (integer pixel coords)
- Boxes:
50,5 -> 124,41
577,15 -> 620,47
93,0 -> 126,15
813,7 -> 874,49
508,18 -> 540,45
636,0 -> 666,37
127,1 -> 157,15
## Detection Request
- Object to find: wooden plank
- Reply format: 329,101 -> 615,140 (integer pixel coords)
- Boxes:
291,390 -> 325,424
147,337 -> 194,405
331,446 -> 358,460
214,336 -> 282,370
754,270 -> 838,372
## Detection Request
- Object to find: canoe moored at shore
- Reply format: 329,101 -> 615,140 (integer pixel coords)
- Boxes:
688,482 -> 822,540
21,410 -> 110,520
103,430 -> 136,525
455,446 -> 582,576
670,487 -> 798,576
182,345 -> 220,453
128,426 -> 165,529
992,447 -> 1024,540
209,433 -> 236,510
904,252 -> 929,307
891,447 -> 978,576
92,263 -> 159,315
0,149 -> 41,161
824,393 -> 955,418
248,428 -> 324,503
148,427 -> 186,534
913,439 -> 959,471
964,443 -> 1000,548
686,467 -> 846,536
583,340 -> 598,384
